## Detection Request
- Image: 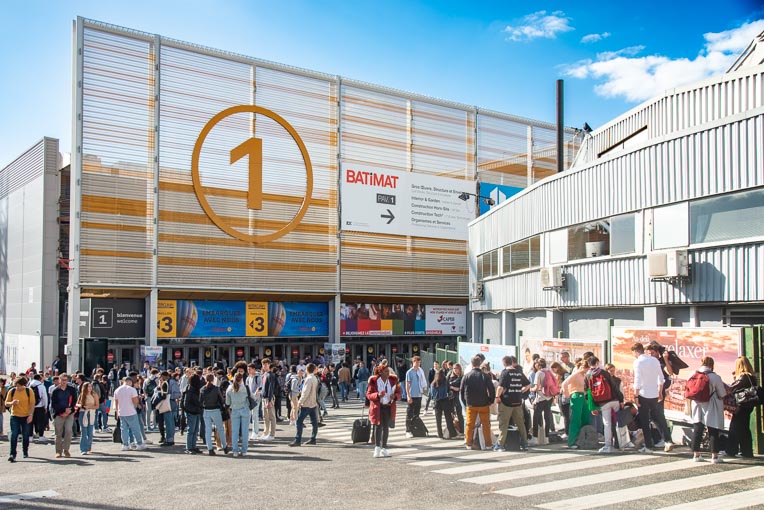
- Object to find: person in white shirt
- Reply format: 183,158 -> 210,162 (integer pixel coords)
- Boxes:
631,342 -> 673,453
113,377 -> 148,451
246,363 -> 261,440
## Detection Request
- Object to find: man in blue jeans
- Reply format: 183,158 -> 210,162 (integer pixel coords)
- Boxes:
4,376 -> 34,462
113,377 -> 148,451
405,356 -> 427,438
289,363 -> 319,447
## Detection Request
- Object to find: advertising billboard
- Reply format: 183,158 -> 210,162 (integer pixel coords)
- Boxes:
340,164 -> 476,240
457,342 -> 517,375
610,327 -> 741,424
340,303 -> 467,336
156,300 -> 328,338
520,338 -> 607,373
478,183 -> 523,215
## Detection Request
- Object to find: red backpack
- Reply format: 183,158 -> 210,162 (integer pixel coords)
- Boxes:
685,371 -> 711,402
541,368 -> 560,397
588,370 -> 612,404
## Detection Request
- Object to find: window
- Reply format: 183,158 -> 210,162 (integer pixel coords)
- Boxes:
549,229 -> 567,264
610,213 -> 636,255
653,202 -> 688,249
477,249 -> 499,280
502,235 -> 541,273
568,220 -> 610,260
690,187 -> 764,244
511,240 -> 530,271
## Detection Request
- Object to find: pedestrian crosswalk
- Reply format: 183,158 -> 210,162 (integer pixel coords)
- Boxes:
317,400 -> 764,509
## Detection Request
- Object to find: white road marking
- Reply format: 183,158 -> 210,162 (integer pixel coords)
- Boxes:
433,452 -> 580,476
654,486 -> 764,510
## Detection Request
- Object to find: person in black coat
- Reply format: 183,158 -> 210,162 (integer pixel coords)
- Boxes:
726,356 -> 758,458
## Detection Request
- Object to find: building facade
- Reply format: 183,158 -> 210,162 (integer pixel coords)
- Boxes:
469,57 -> 764,345
0,17 -> 581,374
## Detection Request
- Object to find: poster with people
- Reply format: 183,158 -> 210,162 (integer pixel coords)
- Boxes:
520,338 -> 606,375
610,327 -> 742,424
341,303 -> 466,336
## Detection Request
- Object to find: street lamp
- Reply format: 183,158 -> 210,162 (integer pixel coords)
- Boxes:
457,191 -> 495,206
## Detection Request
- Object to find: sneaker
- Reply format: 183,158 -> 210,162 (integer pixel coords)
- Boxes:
664,442 -> 674,452
224,447 -> 232,454
143,439 -> 154,445
120,446 -> 130,451
288,441 -> 301,447
638,446 -> 652,454
598,445 -> 613,454
22,453 -> 28,459
405,432 -> 414,439
237,452 -> 244,457
717,450 -> 727,456
483,445 -> 493,451
103,427 -> 112,433
373,446 -> 381,458
711,456 -> 723,464
81,451 -> 89,456
136,444 -> 148,450
262,435 -> 274,442
208,449 -> 216,456
567,444 -> 579,450
528,438 -> 538,446
655,440 -> 666,448
493,444 -> 505,452
560,433 -> 568,440
7,456 -> 15,463
623,442 -> 636,449
306,439 -> 316,445
693,455 -> 704,462
380,448 -> 391,457
464,444 -> 473,450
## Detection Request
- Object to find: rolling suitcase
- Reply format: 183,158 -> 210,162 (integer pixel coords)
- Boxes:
352,417 -> 371,444
504,426 -> 521,451
409,416 -> 429,437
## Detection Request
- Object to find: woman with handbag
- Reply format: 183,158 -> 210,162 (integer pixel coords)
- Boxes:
157,371 -> 175,446
726,356 -> 758,458
431,369 -> 458,439
76,382 -> 99,455
366,364 -> 401,458
448,364 -> 465,435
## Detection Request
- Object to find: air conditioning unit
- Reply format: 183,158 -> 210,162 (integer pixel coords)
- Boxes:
540,266 -> 564,290
648,250 -> 689,279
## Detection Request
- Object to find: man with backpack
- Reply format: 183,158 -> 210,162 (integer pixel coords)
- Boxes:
631,342 -> 674,453
405,356 -> 428,438
460,355 -> 496,450
495,356 -> 531,452
28,374 -> 49,444
586,356 -> 624,453
4,376 -> 35,462
143,369 -> 160,431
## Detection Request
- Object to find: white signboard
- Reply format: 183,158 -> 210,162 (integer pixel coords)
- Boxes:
457,342 -> 517,376
425,305 -> 467,335
340,164 -> 476,240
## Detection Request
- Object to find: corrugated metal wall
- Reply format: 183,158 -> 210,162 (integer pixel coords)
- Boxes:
77,19 -> 574,298
471,65 -> 764,311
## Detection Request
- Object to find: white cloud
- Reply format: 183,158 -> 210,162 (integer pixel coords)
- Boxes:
564,19 -> 764,102
581,32 -> 611,44
504,11 -> 574,42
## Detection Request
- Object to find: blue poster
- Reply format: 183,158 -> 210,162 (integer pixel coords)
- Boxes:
478,183 -> 523,215
178,300 -> 247,337
271,302 -> 328,337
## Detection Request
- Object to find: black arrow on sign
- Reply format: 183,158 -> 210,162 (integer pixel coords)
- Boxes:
381,209 -> 395,224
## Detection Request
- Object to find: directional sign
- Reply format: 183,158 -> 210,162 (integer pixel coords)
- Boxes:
340,164 -> 476,240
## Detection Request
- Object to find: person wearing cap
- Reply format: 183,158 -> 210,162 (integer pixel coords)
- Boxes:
4,376 -> 34,462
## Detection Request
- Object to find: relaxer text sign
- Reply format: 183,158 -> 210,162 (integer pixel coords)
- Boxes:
340,164 -> 476,240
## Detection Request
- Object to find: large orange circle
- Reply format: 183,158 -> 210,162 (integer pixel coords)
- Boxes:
191,105 -> 313,244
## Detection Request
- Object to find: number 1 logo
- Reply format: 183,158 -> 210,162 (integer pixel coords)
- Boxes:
191,105 -> 313,244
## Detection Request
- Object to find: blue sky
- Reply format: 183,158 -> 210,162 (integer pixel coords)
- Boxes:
2,0 -> 762,167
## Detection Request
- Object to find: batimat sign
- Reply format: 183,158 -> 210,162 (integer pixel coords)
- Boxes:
157,300 -> 328,338
340,303 -> 466,336
340,164 -> 475,240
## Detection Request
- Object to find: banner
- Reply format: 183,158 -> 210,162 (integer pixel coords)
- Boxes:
520,338 -> 606,374
457,342 -> 517,376
610,327 -> 741,425
478,183 -> 522,215
324,343 -> 347,365
157,300 -> 328,338
141,346 -> 163,365
341,303 -> 466,336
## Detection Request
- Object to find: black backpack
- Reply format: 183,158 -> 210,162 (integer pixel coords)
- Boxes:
11,387 -> 37,407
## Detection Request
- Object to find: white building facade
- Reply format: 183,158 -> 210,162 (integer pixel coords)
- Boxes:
469,60 -> 764,344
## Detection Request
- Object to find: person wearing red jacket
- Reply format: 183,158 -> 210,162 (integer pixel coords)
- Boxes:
366,364 -> 401,458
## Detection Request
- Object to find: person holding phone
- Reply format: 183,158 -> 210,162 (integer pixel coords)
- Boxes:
367,365 -> 401,458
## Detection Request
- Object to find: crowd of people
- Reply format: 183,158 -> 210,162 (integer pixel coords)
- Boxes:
1,345 -> 760,463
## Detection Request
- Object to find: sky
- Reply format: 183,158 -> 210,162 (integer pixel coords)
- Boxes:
2,0 -> 763,168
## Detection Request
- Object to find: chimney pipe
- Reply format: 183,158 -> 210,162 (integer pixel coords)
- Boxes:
556,79 -> 564,173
